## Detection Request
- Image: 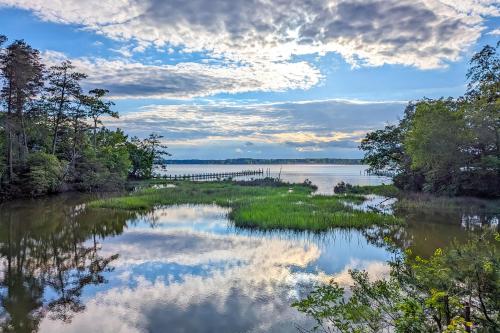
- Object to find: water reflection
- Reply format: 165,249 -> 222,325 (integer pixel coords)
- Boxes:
0,194 -> 498,332
0,195 -> 127,332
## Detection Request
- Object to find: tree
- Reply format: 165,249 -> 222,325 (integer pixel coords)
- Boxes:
127,134 -> 171,179
462,43 -> 500,196
0,33 -> 166,198
466,42 -> 500,102
293,233 -> 499,333
0,40 -> 44,181
26,152 -> 64,196
405,100 -> 468,195
360,125 -> 404,172
86,89 -> 117,149
45,60 -> 87,155
360,44 -> 499,197
76,129 -> 131,191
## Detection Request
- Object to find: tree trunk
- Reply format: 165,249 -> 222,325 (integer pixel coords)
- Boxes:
8,129 -> 13,181
464,302 -> 471,333
52,76 -> 67,155
52,115 -> 60,155
93,118 -> 97,150
15,93 -> 28,161
6,84 -> 13,182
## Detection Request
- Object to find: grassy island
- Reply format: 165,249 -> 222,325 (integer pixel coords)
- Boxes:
89,180 -> 402,231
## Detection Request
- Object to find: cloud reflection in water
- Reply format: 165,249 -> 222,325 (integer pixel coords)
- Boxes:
40,204 -> 390,333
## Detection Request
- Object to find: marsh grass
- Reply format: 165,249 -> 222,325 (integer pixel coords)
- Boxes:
344,184 -> 400,197
89,180 -> 402,231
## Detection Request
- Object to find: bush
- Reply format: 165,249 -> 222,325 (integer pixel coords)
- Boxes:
294,233 -> 500,332
334,181 -> 353,194
26,152 -> 64,196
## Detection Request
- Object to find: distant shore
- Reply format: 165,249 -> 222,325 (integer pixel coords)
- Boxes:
163,158 -> 362,165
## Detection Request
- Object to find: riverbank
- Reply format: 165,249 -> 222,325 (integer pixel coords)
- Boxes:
89,179 -> 402,231
344,183 -> 500,214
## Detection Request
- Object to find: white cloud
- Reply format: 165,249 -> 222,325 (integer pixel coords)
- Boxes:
488,28 -> 500,35
42,51 -> 321,98
101,99 -> 405,157
2,0 -> 498,72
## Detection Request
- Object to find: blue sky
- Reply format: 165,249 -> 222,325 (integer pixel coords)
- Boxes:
0,1 -> 499,158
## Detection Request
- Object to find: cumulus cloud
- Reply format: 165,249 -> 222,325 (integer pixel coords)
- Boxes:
102,99 -> 405,157
488,28 -> 500,35
42,51 -> 321,98
2,0 -> 498,72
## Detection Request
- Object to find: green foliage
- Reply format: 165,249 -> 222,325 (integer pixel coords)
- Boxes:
0,35 -> 169,198
360,124 -> 404,172
26,152 -> 64,196
89,180 -> 402,230
293,233 -> 500,332
127,134 -> 171,179
361,44 -> 500,197
338,183 -> 400,197
405,100 -> 468,195
333,181 -> 353,194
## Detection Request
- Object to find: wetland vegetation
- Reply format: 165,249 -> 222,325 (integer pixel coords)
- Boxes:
89,180 -> 402,231
0,30 -> 498,333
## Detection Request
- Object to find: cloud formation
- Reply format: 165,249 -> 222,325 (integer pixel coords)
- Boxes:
102,99 -> 405,158
3,0 -> 498,68
43,51 -> 321,99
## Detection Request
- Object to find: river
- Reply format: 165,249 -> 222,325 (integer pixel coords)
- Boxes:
0,165 -> 497,332
158,164 -> 390,194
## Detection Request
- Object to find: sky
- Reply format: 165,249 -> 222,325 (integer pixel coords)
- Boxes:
0,0 -> 499,159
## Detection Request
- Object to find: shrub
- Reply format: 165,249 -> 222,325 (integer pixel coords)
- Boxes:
26,152 -> 64,196
334,181 -> 353,194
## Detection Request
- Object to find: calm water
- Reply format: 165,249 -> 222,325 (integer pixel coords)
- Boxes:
0,165 -> 497,332
158,164 -> 391,194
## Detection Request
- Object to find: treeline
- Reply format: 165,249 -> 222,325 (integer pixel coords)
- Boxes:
361,43 -> 499,197
165,158 -> 362,165
0,35 -> 169,198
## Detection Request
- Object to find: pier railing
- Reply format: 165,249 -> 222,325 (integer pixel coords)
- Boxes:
157,169 -> 264,181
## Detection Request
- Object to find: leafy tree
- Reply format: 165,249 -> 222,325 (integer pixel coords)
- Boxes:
0,34 -> 173,198
25,152 -> 64,196
0,40 -> 44,181
360,125 -> 404,173
127,134 -> 170,179
405,100 -> 468,195
461,42 -> 500,196
360,44 -> 499,197
293,233 -> 499,333
45,60 -> 87,155
87,88 -> 117,149
75,129 -> 131,191
466,42 -> 500,102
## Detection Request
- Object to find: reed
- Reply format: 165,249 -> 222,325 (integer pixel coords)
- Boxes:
89,181 -> 402,231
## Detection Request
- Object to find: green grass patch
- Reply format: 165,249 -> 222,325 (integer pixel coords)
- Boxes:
89,180 -> 402,231
343,184 -> 400,197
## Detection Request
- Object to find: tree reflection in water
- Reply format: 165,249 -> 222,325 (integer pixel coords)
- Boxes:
362,205 -> 499,257
0,193 -> 497,332
0,194 -> 132,332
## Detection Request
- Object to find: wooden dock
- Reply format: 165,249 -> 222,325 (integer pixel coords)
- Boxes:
158,169 -> 264,181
